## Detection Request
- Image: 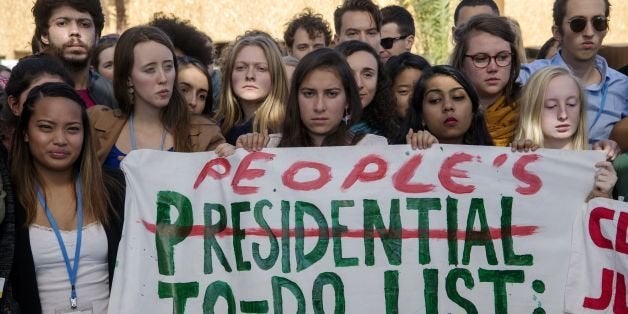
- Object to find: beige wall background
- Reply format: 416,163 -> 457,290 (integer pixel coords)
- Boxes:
1,0 -> 627,60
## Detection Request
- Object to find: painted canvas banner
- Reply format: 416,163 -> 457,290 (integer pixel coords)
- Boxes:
109,144 -> 603,313
565,198 -> 628,313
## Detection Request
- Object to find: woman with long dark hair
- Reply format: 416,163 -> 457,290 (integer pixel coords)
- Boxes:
11,82 -> 124,313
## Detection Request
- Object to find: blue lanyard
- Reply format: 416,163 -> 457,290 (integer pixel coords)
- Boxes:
36,179 -> 83,309
588,79 -> 609,134
129,112 -> 167,151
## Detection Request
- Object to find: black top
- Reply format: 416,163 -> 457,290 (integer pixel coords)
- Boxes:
11,170 -> 125,313
0,145 -> 18,313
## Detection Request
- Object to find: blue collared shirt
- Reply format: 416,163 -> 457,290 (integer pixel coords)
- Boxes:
519,51 -> 628,144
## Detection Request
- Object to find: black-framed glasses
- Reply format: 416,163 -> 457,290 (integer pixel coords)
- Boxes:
567,16 -> 609,33
464,51 -> 512,69
380,34 -> 410,49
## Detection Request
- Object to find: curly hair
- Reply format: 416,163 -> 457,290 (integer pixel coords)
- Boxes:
32,0 -> 105,48
284,8 -> 332,49
150,12 -> 215,67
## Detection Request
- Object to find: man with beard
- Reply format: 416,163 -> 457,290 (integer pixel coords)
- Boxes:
32,0 -> 117,108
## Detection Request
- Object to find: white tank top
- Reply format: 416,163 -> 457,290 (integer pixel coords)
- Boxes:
30,222 -> 110,314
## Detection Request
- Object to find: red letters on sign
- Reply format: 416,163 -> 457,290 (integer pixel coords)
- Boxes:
282,161 -> 332,191
438,152 -> 475,194
616,213 -> 628,255
341,154 -> 388,190
583,268 -> 614,310
589,207 -> 616,250
231,152 -> 276,195
583,268 -> 628,312
192,151 -> 546,196
512,154 -> 542,195
193,158 -> 231,189
391,154 -> 436,193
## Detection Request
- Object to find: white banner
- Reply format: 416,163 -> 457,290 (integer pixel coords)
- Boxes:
565,198 -> 628,313
109,145 -> 603,313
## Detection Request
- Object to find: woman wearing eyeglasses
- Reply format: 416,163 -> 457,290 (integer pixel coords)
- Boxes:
450,14 -> 522,147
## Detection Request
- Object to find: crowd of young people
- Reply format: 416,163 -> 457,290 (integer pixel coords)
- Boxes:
0,0 -> 627,312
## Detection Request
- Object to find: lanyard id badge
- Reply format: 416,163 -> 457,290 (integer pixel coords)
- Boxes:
37,178 -> 84,310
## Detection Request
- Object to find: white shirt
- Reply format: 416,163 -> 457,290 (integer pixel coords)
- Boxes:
30,223 -> 109,314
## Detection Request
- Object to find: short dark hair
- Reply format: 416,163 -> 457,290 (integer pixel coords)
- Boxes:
284,8 -> 333,49
32,0 -> 105,48
150,12 -> 215,67
334,0 -> 383,34
453,0 -> 500,25
553,0 -> 611,35
411,65 -> 494,145
381,5 -> 415,36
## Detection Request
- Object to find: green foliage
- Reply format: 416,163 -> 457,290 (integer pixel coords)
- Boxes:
401,0 -> 452,64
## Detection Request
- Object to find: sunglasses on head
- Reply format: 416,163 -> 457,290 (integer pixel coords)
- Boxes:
567,16 -> 609,33
380,34 -> 410,49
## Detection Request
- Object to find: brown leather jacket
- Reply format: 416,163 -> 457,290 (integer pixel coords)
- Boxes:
88,105 -> 225,164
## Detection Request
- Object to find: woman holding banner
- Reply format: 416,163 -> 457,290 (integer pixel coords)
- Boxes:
10,83 -> 124,313
407,65 -> 494,148
216,48 -> 397,153
512,66 -> 617,199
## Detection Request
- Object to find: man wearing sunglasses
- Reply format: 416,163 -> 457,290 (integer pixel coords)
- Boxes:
519,0 -> 628,145
379,5 -> 415,64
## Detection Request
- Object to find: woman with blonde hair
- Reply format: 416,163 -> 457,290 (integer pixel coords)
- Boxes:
513,66 -> 617,199
216,32 -> 289,144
